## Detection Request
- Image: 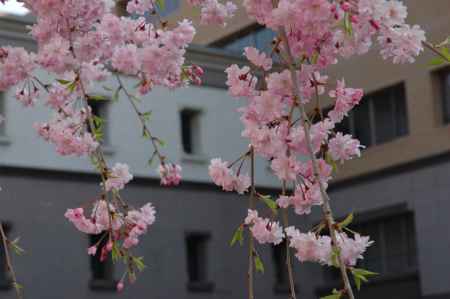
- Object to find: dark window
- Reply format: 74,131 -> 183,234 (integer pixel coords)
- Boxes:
0,92 -> 5,137
439,69 -> 450,123
272,241 -> 296,293
0,222 -> 11,290
185,233 -> 214,292
180,109 -> 201,155
88,100 -> 108,145
89,234 -> 115,290
325,83 -> 408,148
212,26 -> 277,56
323,212 -> 417,283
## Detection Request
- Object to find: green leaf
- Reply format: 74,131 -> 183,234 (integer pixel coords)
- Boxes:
254,255 -> 264,273
57,79 -> 72,85
142,111 -> 152,122
111,242 -> 120,263
325,152 -> 338,173
351,268 -> 378,290
230,226 -> 244,247
155,0 -> 165,11
102,85 -> 113,91
67,81 -> 77,92
260,195 -> 278,214
10,238 -> 25,256
344,12 -> 353,36
321,289 -> 342,299
429,57 -> 447,66
88,95 -> 108,101
331,247 -> 341,268
132,256 -> 146,272
112,87 -> 121,102
338,213 -> 354,229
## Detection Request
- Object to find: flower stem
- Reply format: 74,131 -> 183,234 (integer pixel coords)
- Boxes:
0,223 -> 22,299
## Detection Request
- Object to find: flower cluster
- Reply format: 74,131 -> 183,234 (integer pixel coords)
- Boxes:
188,0 -> 237,26
208,0 -> 425,286
158,163 -> 182,186
285,227 -> 373,267
208,158 -> 251,194
245,210 -> 283,245
65,201 -> 156,252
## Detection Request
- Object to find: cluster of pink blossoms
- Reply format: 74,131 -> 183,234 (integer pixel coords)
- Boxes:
65,201 -> 156,252
208,0 -> 425,274
208,158 -> 251,194
285,227 -> 373,267
188,0 -> 237,26
245,210 -> 284,245
0,0 -> 199,182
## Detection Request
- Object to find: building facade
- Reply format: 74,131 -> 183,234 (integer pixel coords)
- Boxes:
1,1 -> 450,299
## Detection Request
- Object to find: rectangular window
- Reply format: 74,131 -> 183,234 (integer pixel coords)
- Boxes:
89,233 -> 115,290
0,92 -> 5,137
0,222 -> 11,290
325,83 -> 408,148
88,100 -> 109,145
185,232 -> 214,292
180,109 -> 201,155
323,212 -> 417,283
439,68 -> 450,123
272,241 -> 296,293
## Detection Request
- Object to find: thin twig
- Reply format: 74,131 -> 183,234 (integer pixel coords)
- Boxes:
278,28 -> 356,299
0,223 -> 22,299
115,75 -> 165,164
247,147 -> 256,299
423,41 -> 450,62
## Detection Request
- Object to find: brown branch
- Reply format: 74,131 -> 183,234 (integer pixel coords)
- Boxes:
423,41 -> 450,62
0,223 -> 22,299
247,147 -> 256,299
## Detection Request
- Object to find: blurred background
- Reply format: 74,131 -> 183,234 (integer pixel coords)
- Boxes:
0,0 -> 450,298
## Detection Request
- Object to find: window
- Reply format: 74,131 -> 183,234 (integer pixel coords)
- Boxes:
323,212 -> 417,283
185,232 -> 214,292
88,100 -> 109,145
0,222 -> 11,290
439,68 -> 450,123
89,234 -> 115,290
180,109 -> 202,155
212,26 -> 277,56
325,83 -> 408,148
0,92 -> 5,137
272,241 -> 294,293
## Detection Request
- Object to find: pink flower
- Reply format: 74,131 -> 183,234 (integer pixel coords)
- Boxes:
225,64 -> 257,98
208,158 -> 251,194
328,80 -> 363,123
116,281 -> 124,292
111,44 -> 140,75
244,47 -> 272,71
87,246 -> 97,256
0,47 -> 36,91
271,155 -> 301,182
159,163 -> 182,186
199,0 -> 237,26
328,132 -> 363,163
126,0 -> 153,15
246,210 -> 283,245
104,163 -> 133,192
378,24 -> 426,64
336,233 -> 374,266
15,87 -> 39,107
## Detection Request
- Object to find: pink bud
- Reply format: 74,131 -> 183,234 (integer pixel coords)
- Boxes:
116,281 -> 124,292
106,240 -> 113,252
341,2 -> 351,12
87,246 -> 97,256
